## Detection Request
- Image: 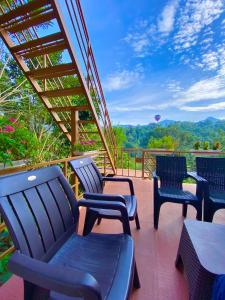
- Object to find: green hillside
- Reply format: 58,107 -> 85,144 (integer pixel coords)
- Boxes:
115,117 -> 225,151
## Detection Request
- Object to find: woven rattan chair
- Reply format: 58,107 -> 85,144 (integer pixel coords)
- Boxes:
0,166 -> 140,300
153,156 -> 205,229
196,157 -> 225,222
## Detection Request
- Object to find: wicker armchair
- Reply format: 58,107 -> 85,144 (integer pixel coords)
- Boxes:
153,156 -> 205,229
196,157 -> 225,222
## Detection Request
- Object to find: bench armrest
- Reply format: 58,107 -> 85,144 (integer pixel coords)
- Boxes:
84,192 -> 126,205
9,251 -> 101,300
78,199 -> 131,235
102,177 -> 135,195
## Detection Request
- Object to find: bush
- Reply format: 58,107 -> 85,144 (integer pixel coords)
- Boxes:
193,141 -> 201,150
0,116 -> 36,166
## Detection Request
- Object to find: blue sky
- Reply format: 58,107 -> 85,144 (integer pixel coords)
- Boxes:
79,0 -> 225,125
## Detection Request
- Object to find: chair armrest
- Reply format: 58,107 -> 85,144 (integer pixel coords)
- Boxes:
84,192 -> 126,205
78,199 -> 131,235
187,172 -> 207,183
152,171 -> 159,193
9,251 -> 101,300
187,172 -> 207,200
102,177 -> 135,195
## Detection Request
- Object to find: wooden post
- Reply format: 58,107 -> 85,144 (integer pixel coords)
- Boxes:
63,161 -> 68,178
142,150 -> 145,179
71,110 -> 79,144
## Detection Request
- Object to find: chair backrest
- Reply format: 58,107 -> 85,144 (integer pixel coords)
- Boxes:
196,157 -> 225,191
0,166 -> 79,261
69,157 -> 103,194
156,156 -> 187,189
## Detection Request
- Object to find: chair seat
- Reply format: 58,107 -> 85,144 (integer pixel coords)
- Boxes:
91,195 -> 137,220
184,219 -> 225,275
158,188 -> 198,203
49,233 -> 134,300
209,190 -> 225,204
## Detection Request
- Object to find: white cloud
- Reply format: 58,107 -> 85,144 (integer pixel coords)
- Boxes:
124,0 -> 179,57
158,0 -> 179,34
177,75 -> 225,104
180,101 -> 225,112
174,0 -> 224,51
103,66 -> 143,92
124,32 -> 150,56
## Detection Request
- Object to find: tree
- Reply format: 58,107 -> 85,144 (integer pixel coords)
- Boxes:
113,127 -> 127,148
147,135 -> 178,150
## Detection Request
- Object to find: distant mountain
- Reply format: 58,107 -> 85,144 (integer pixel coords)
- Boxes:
118,117 -> 222,127
200,117 -> 220,123
157,119 -> 177,127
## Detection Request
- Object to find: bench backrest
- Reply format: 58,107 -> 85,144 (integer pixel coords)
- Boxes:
0,166 -> 79,261
69,157 -> 103,193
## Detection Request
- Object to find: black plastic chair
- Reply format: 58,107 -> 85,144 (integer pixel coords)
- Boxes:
196,157 -> 225,222
69,157 -> 140,235
0,166 -> 140,300
153,156 -> 205,229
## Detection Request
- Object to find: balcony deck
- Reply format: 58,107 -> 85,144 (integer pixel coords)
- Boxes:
1,177 -> 225,300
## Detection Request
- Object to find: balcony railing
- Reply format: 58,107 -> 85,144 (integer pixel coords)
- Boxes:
115,148 -> 225,178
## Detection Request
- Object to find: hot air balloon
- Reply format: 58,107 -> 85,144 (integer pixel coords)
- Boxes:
154,114 -> 161,122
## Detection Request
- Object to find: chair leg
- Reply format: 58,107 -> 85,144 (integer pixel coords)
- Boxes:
135,213 -> 141,230
182,203 -> 187,217
154,201 -> 161,230
203,204 -> 214,222
133,261 -> 141,289
83,211 -> 98,236
175,253 -> 183,270
196,204 -> 202,221
97,217 -> 102,225
24,280 -> 49,300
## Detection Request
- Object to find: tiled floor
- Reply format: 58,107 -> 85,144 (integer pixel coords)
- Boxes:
0,178 -> 225,300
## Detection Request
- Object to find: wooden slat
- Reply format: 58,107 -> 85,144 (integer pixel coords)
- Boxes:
26,63 -> 77,79
7,11 -> 56,33
11,32 -> 64,53
40,87 -> 84,98
50,105 -> 89,112
23,41 -> 67,58
0,0 -> 51,24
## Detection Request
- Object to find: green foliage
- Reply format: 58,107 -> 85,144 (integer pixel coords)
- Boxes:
213,141 -> 221,150
113,127 -> 127,148
203,141 -> 209,150
0,116 -> 36,166
148,135 -> 178,150
193,141 -> 201,150
115,118 -> 225,151
72,140 -> 97,153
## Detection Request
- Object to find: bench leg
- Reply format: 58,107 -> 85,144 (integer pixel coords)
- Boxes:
97,217 -> 102,225
83,211 -> 98,236
133,261 -> 141,289
135,213 -> 141,230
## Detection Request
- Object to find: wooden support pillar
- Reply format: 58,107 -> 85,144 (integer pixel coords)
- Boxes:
71,110 -> 79,144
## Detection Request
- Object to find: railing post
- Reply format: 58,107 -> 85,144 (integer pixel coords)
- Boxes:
142,150 -> 145,179
63,161 -> 68,178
